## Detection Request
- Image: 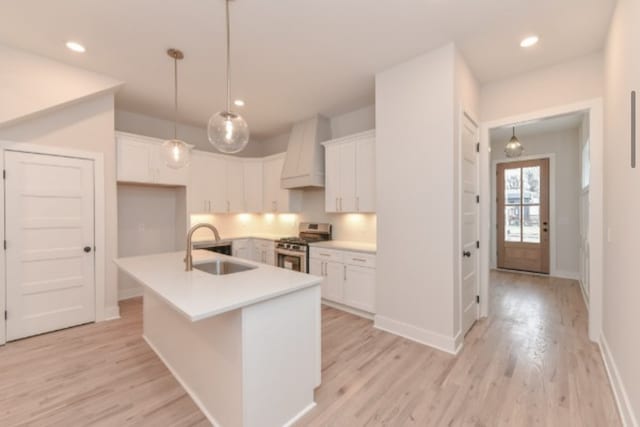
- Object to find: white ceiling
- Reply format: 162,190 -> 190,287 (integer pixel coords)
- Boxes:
0,0 -> 614,138
490,112 -> 586,142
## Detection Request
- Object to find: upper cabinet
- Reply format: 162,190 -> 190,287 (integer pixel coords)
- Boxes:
116,132 -> 189,186
243,160 -> 263,213
263,154 -> 302,213
188,152 -> 246,214
323,130 -> 376,213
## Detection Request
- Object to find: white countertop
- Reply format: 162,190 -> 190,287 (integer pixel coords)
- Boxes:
309,240 -> 377,254
114,250 -> 321,322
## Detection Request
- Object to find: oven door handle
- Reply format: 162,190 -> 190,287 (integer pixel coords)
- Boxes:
275,248 -> 307,257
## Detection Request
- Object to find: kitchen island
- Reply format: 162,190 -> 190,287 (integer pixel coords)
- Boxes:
115,250 -> 322,427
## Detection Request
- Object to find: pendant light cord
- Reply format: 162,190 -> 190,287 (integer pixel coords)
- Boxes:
173,55 -> 178,140
225,0 -> 231,113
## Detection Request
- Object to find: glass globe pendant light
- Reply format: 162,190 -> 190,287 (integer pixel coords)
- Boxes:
505,126 -> 524,158
207,0 -> 250,153
162,48 -> 191,168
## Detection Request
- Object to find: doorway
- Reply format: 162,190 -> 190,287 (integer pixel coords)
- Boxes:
4,151 -> 96,341
497,158 -> 550,273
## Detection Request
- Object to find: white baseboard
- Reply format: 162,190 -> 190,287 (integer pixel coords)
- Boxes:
374,315 -> 458,355
553,269 -> 580,280
103,305 -> 120,320
282,402 -> 317,427
321,300 -> 374,320
578,279 -> 590,310
118,286 -> 143,301
600,334 -> 638,427
143,335 -> 223,427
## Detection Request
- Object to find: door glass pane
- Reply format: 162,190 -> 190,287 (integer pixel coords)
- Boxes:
522,166 -> 540,204
505,206 -> 521,242
504,168 -> 521,205
523,205 -> 540,243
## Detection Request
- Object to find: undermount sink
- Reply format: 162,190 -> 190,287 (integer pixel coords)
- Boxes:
194,260 -> 257,275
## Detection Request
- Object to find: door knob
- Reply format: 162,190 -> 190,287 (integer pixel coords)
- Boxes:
462,251 -> 471,257
84,246 -> 92,253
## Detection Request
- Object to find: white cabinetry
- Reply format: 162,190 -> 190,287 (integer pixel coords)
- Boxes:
323,130 -> 375,213
263,154 -> 302,213
309,247 -> 376,314
117,132 -> 189,186
226,158 -> 245,213
188,151 -> 227,213
232,239 -> 252,260
252,239 -> 275,265
243,160 -> 263,213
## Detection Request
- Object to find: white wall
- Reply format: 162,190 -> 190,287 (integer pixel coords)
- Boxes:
602,0 -> 640,424
115,110 -> 264,158
375,43 -> 459,352
490,128 -> 581,278
0,94 -> 120,317
0,44 -> 121,127
118,184 -> 187,299
480,52 -> 604,122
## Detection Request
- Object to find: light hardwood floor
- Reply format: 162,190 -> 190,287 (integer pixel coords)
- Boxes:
0,271 -> 621,426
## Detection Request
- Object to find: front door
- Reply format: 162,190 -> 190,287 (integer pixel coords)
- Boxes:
497,158 -> 550,274
5,151 -> 96,341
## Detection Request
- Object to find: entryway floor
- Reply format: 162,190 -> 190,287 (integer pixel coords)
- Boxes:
0,271 -> 621,426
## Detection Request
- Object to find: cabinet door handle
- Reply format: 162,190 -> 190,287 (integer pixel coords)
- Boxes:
227,200 -> 230,212
339,197 -> 343,211
632,90 -> 636,168
352,257 -> 366,262
322,261 -> 326,276
356,197 -> 359,212
335,197 -> 339,212
343,265 -> 347,281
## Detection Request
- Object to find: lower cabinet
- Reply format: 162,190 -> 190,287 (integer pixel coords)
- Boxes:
309,248 -> 375,314
252,239 -> 275,265
232,239 -> 252,261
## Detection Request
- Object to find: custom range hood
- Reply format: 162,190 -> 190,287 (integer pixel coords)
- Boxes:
281,115 -> 331,189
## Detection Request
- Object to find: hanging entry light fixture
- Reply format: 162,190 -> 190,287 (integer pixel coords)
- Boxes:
162,48 -> 191,168
504,126 -> 524,158
207,0 -> 250,153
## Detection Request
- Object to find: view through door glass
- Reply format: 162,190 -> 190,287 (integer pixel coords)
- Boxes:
498,158 -> 549,274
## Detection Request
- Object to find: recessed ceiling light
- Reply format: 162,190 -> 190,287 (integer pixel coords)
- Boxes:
66,41 -> 86,53
520,36 -> 539,48
234,99 -> 245,107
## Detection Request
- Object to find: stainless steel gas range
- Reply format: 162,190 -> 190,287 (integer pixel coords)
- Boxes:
275,223 -> 332,273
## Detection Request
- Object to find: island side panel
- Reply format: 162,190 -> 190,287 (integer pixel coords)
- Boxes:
143,289 -> 244,427
241,285 -> 321,427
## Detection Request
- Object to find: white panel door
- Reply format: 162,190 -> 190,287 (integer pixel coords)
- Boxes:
339,143 -> 357,212
226,159 -> 245,213
324,144 -> 341,213
460,115 -> 479,336
5,151 -> 95,341
356,137 -> 376,212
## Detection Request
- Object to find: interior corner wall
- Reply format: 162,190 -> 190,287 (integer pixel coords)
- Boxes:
0,94 -> 119,316
480,52 -> 604,122
375,43 -> 457,351
602,0 -> 640,424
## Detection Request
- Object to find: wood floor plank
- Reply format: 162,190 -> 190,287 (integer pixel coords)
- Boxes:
0,271 -> 621,426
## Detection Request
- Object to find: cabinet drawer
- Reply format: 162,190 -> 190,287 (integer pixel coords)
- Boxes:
343,252 -> 376,268
310,247 -> 343,262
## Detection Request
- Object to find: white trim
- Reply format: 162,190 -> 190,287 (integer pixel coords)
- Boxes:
600,334 -> 639,427
374,315 -> 460,355
104,306 -> 121,320
321,299 -> 374,320
282,402 -> 317,427
143,335 -> 223,427
118,286 -> 144,301
479,98 -> 604,343
491,153 -> 557,275
553,270 -> 580,280
578,279 -> 590,310
0,141 -> 108,345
